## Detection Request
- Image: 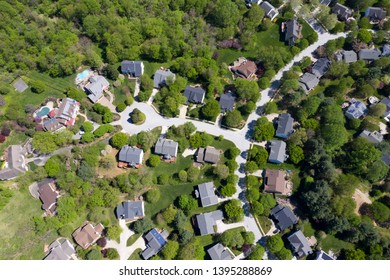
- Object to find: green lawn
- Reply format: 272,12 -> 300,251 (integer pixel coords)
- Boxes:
128,248 -> 142,260
265,162 -> 299,171
302,220 -> 315,237
26,71 -> 75,96
319,234 -> 355,253
143,61 -> 171,77
257,215 -> 272,234
301,21 -> 316,39
127,233 -> 142,247
0,187 -> 57,259
113,79 -> 136,106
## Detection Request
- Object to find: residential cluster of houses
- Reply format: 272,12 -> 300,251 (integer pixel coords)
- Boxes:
331,2 -> 387,23
42,98 -> 80,132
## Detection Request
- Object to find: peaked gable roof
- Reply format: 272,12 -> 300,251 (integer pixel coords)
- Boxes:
345,98 -> 368,119
288,230 -> 312,257
0,145 -> 27,180
260,1 -> 278,20
121,60 -> 144,76
358,49 -> 382,60
85,75 -> 109,103
365,7 -> 387,20
276,113 -> 294,139
264,169 -> 288,195
332,3 -> 353,21
341,50 -> 358,63
196,210 -> 223,236
270,204 -> 297,231
312,58 -> 331,78
118,145 -> 144,166
154,138 -> 178,158
44,239 -> 75,260
116,200 -> 145,220
268,141 -> 287,164
141,228 -> 168,259
299,73 -> 320,93
219,92 -> 236,112
207,243 -> 235,260
38,179 -> 59,213
285,19 -> 302,45
72,221 -> 104,249
183,86 -> 206,104
198,182 -> 219,207
154,69 -> 176,88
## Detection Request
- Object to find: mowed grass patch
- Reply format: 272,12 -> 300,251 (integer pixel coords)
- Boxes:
113,79 -> 136,106
127,233 -> 142,247
0,132 -> 28,154
128,248 -> 142,260
319,234 -> 354,253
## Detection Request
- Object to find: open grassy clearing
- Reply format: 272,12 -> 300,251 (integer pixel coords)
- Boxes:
319,234 -> 355,253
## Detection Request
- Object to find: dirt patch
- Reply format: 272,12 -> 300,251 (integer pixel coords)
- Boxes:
352,189 -> 372,215
264,113 -> 278,123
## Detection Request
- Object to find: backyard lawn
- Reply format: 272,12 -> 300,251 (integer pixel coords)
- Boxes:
319,234 -> 355,253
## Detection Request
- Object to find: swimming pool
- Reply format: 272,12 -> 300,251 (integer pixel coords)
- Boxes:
77,70 -> 90,80
36,107 -> 50,117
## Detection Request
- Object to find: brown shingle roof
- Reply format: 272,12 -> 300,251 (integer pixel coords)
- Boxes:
232,60 -> 257,79
264,169 -> 288,195
72,221 -> 104,249
38,179 -> 59,213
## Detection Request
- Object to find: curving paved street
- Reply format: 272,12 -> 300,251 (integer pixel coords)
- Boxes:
110,31 -> 349,243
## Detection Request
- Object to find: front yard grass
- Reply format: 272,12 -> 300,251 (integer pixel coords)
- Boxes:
113,79 -> 136,106
126,233 -> 142,247
257,215 -> 272,234
128,248 -> 142,260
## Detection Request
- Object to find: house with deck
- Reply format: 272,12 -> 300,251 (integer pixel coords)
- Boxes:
84,75 -> 109,103
141,228 -> 169,260
44,98 -> 80,132
195,210 -> 223,236
231,57 -> 258,80
154,138 -> 178,160
288,230 -> 313,257
44,239 -> 76,260
38,179 -> 59,216
196,146 -> 221,164
283,19 -> 302,46
365,7 -> 387,22
264,169 -> 289,196
270,205 -> 297,231
207,243 -> 235,260
153,69 -> 176,88
268,141 -> 288,164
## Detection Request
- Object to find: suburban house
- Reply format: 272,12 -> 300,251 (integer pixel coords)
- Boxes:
345,98 -> 368,119
141,228 -> 169,260
358,49 -> 382,61
219,91 -> 236,112
196,182 -> 219,207
365,7 -> 387,22
84,75 -> 109,103
336,50 -> 358,63
0,145 -> 28,181
154,138 -> 178,160
153,69 -> 176,88
275,113 -> 294,139
207,243 -> 235,260
315,250 -> 335,260
13,78 -> 28,93
319,0 -> 331,6
115,200 -> 145,221
72,221 -> 104,249
44,239 -> 76,260
383,44 -> 390,57
44,98 -> 80,132
231,57 -> 258,80
38,179 -> 59,216
311,58 -> 331,78
121,60 -> 144,77
195,210 -> 223,236
288,230 -> 313,257
263,169 -> 289,196
283,19 -> 302,46
299,73 -> 320,94
359,130 -> 383,144
332,3 -> 354,21
118,145 -> 144,168
380,97 -> 390,121
270,204 -> 298,231
183,86 -> 206,104
196,146 -> 221,164
260,1 -> 279,21
268,141 -> 288,164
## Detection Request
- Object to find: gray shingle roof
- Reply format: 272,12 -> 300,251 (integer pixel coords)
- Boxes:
381,153 -> 390,166
44,239 -> 75,260
299,73 -> 320,93
121,61 -> 144,76
260,1 -> 278,20
285,19 -> 301,46
365,7 -> 387,20
85,75 -> 109,103
276,113 -> 294,139
196,210 -> 223,236
198,182 -> 219,207
154,138 -> 178,158
345,99 -> 368,119
268,141 -> 287,164
359,130 -> 383,144
332,3 -> 353,21
288,230 -> 312,257
219,92 -> 235,112
383,44 -> 390,57
270,205 -> 298,231
118,146 -> 144,166
320,0 -> 331,6
141,228 -> 167,259
183,86 -> 206,104
312,58 -> 331,78
358,49 -> 382,61
207,243 -> 235,260
0,145 -> 27,180
315,250 -> 334,260
13,78 -> 28,93
341,50 -> 358,63
153,69 -> 176,88
116,201 -> 145,220
380,97 -> 390,118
